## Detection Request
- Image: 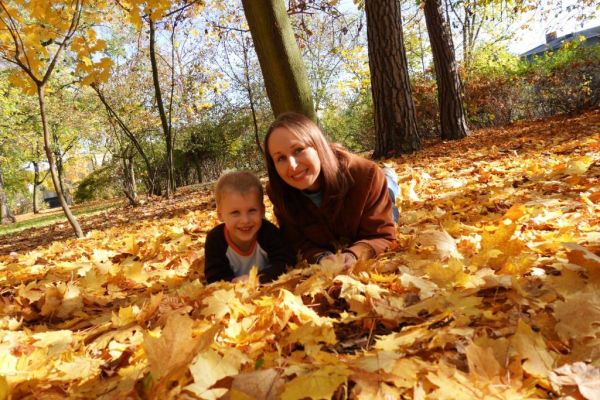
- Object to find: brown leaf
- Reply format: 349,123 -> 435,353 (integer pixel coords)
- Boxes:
227,368 -> 285,400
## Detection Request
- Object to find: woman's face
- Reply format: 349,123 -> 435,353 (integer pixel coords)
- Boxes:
268,127 -> 322,192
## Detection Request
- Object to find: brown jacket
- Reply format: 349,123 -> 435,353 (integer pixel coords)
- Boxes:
268,152 -> 396,263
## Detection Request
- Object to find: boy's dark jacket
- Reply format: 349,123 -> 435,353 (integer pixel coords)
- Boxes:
204,219 -> 295,284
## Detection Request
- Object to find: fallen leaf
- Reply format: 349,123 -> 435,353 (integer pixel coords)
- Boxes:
549,362 -> 600,400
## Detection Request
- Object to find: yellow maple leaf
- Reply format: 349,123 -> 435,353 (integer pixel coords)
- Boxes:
351,379 -> 402,399
425,259 -> 469,287
465,342 -> 502,380
374,326 -> 432,352
201,289 -> 236,319
285,322 -> 337,351
185,347 -> 250,398
144,314 -> 217,388
280,365 -> 350,400
554,288 -> 600,342
511,319 -> 555,379
111,305 -> 140,327
351,351 -> 402,373
390,357 -> 430,389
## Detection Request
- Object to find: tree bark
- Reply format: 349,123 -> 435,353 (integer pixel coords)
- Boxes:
424,0 -> 470,140
366,0 -> 421,157
37,85 -> 83,237
149,18 -> 175,198
241,0 -> 316,120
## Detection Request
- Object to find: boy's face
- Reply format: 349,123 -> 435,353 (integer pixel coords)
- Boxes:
217,189 -> 265,251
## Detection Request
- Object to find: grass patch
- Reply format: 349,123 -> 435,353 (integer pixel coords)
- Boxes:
0,200 -> 123,236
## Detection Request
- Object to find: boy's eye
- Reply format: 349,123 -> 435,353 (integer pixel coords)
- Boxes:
230,211 -> 240,216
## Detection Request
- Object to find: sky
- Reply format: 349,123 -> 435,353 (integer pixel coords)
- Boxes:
338,0 -> 600,56
509,2 -> 600,54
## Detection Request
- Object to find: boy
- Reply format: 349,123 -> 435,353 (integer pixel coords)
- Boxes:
204,171 -> 295,284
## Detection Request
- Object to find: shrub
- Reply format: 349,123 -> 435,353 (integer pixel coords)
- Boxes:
411,42 -> 600,136
74,164 -> 120,203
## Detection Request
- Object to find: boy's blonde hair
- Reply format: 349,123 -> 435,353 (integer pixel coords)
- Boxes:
215,171 -> 263,206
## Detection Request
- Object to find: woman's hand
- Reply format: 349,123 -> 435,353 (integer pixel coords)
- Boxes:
339,252 -> 358,270
232,274 -> 249,283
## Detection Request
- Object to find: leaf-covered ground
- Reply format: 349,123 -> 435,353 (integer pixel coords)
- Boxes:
1,109 -> 599,399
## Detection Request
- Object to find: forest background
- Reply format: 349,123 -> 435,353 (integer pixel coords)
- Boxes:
0,0 -> 598,230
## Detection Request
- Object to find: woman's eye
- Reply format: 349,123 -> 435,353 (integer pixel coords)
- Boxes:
294,147 -> 303,155
276,156 -> 286,163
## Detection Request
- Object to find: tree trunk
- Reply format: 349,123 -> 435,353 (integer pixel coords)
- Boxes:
37,85 -> 83,238
92,84 -> 160,196
424,0 -> 470,140
0,166 -> 16,224
32,161 -> 40,214
122,154 -> 139,206
241,0 -> 316,120
241,37 -> 263,156
54,144 -> 72,206
149,18 -> 175,198
365,0 -> 421,157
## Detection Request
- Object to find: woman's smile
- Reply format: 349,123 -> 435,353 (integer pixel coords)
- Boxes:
268,127 -> 322,191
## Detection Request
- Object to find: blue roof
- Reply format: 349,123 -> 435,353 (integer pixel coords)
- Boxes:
520,25 -> 600,58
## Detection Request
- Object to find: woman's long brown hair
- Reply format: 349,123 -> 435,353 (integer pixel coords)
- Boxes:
264,112 -> 350,221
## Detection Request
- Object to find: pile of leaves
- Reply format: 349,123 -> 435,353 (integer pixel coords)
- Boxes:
1,109 -> 599,399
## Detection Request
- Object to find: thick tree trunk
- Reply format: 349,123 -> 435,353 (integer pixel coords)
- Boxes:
149,18 -> 175,198
0,166 -> 16,224
241,0 -> 316,120
37,85 -> 83,237
424,0 -> 470,140
366,0 -> 421,157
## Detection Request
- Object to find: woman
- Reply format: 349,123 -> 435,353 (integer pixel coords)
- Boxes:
264,112 -> 396,269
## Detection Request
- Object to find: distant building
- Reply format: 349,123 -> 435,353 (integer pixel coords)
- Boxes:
521,25 -> 600,61
41,187 -> 60,208
41,185 -> 73,208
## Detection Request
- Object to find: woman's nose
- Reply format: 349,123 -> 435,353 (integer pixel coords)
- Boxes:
289,156 -> 298,169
